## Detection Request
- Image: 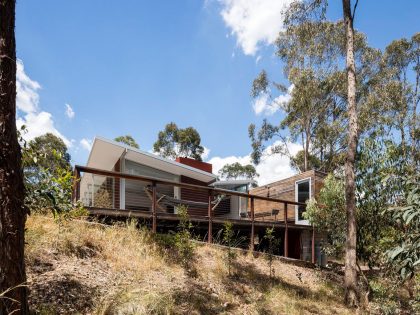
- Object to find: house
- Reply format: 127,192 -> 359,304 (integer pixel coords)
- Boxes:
248,170 -> 327,263
77,137 -> 327,265
80,137 -> 248,218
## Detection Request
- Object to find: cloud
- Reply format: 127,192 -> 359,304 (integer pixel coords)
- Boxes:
65,103 -> 75,119
80,138 -> 93,151
219,0 -> 294,55
252,85 -> 293,116
208,141 -> 301,185
16,59 -> 72,147
202,146 -> 211,160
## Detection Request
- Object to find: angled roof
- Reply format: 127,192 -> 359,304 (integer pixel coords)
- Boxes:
211,179 -> 256,186
86,136 -> 217,184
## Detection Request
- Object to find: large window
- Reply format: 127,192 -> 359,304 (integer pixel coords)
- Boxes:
295,178 -> 311,225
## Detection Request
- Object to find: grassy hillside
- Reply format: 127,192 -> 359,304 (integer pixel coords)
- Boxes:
25,215 -> 356,314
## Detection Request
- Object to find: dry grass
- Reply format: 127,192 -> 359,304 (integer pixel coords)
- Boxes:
26,214 -> 356,314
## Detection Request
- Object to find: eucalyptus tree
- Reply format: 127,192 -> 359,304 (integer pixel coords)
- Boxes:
114,135 -> 139,149
0,0 -> 29,313
249,0 -> 377,306
377,34 -> 420,162
218,162 -> 259,181
153,122 -> 205,161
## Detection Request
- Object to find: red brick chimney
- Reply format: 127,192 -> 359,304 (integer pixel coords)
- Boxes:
176,157 -> 212,174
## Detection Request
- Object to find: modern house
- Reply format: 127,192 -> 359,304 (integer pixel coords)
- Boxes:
76,136 -> 327,265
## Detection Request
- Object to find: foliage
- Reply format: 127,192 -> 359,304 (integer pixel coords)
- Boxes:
218,162 -> 259,182
114,135 -> 139,149
20,130 -> 85,221
153,122 -> 204,161
222,221 -> 236,276
290,150 -> 321,173
248,20 -> 357,172
385,172 -> 420,280
264,227 -> 280,279
174,205 -> 196,275
305,174 -> 346,257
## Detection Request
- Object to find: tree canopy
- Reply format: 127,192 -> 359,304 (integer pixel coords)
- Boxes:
114,135 -> 139,149
153,122 -> 205,161
218,162 -> 259,181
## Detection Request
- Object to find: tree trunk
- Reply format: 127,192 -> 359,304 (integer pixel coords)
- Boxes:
0,0 -> 29,314
342,0 -> 359,307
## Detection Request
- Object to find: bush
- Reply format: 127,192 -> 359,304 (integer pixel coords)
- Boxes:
223,221 -> 236,276
264,227 -> 280,280
174,206 -> 196,275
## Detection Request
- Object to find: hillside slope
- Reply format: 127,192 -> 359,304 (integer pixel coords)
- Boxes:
25,215 -> 353,315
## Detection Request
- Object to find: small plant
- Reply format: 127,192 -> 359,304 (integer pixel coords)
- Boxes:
174,205 -> 196,275
264,227 -> 280,280
223,221 -> 236,276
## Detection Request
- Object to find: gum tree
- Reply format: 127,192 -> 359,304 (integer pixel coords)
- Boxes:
0,0 -> 29,313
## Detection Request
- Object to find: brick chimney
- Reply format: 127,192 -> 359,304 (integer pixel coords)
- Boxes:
176,157 -> 212,174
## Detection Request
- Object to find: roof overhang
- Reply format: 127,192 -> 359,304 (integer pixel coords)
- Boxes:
86,137 -> 217,184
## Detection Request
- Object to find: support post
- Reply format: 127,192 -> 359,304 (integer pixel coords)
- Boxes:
72,168 -> 80,203
250,196 -> 255,251
152,182 -> 157,233
284,202 -> 288,258
312,225 -> 315,264
208,191 -> 213,243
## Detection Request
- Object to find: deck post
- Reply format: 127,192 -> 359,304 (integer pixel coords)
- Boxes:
284,202 -> 288,258
208,191 -> 213,244
250,196 -> 255,251
311,225 -> 315,264
72,167 -> 80,203
152,182 -> 157,233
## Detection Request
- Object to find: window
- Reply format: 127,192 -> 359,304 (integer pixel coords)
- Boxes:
295,178 -> 311,225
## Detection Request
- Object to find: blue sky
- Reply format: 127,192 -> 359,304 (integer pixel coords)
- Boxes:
15,0 -> 420,184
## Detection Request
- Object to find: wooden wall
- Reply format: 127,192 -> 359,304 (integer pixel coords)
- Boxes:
249,170 -> 326,222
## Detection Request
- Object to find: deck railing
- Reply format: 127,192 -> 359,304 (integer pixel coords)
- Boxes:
73,165 -> 316,263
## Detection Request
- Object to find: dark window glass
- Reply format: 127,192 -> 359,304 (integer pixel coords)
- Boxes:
297,180 -> 310,220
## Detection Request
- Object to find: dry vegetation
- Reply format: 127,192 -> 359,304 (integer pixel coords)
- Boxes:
26,214 -> 356,315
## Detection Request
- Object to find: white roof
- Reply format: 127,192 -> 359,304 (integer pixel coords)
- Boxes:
211,179 -> 256,186
86,136 -> 217,184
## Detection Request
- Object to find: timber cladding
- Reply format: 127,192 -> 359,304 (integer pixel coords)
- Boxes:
249,170 -> 326,222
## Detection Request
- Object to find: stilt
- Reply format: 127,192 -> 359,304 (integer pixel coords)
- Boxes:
208,191 -> 213,243
250,196 -> 255,251
311,225 -> 315,264
284,202 -> 288,257
152,182 -> 157,233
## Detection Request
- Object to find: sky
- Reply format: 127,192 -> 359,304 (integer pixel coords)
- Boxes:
15,0 -> 420,185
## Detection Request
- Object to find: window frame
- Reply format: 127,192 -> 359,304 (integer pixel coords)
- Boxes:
295,177 -> 312,225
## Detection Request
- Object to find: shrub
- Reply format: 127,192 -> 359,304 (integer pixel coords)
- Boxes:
264,227 -> 280,280
223,221 -> 236,276
174,206 -> 196,275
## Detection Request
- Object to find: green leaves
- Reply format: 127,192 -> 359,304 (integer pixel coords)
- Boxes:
114,135 -> 139,149
218,162 -> 258,181
384,173 -> 420,280
153,122 -> 204,161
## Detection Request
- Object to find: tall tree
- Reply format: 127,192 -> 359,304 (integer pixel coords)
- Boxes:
114,135 -> 139,149
342,0 -> 359,306
218,162 -> 259,181
0,0 -> 29,313
153,122 -> 204,161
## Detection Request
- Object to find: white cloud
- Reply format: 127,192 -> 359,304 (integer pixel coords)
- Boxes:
208,141 -> 301,186
65,103 -> 75,119
16,59 -> 72,147
202,146 -> 211,160
80,138 -> 92,151
252,84 -> 293,116
219,0 -> 294,55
